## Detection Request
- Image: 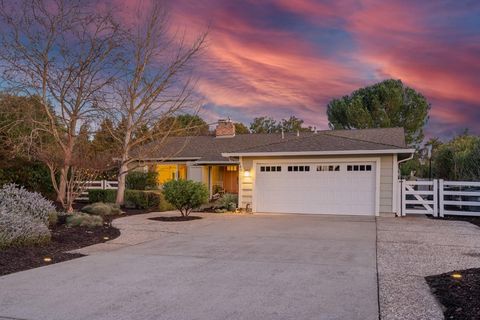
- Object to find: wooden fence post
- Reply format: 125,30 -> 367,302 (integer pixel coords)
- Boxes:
438,179 -> 444,218
401,179 -> 406,216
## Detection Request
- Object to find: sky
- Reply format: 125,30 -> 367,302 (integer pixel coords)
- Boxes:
100,0 -> 480,139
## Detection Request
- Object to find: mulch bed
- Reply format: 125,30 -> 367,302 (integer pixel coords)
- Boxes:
440,216 -> 480,228
426,268 -> 480,320
148,216 -> 202,222
0,223 -> 120,277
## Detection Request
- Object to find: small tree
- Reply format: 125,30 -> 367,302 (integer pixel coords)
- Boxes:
163,180 -> 209,216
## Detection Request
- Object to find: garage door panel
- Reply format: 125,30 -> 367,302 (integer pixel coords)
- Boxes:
255,162 -> 376,215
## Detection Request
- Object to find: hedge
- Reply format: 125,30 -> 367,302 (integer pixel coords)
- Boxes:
126,172 -> 158,190
88,189 -> 117,203
124,190 -> 174,211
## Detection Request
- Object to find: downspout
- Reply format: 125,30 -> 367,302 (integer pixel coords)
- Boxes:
397,153 -> 414,179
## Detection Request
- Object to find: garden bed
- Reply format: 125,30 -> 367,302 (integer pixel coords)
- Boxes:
148,216 -> 202,222
0,224 -> 120,276
441,215 -> 480,228
426,268 -> 480,320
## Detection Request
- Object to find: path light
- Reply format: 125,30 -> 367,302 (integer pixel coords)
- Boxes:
103,236 -> 109,240
43,257 -> 52,263
451,273 -> 462,279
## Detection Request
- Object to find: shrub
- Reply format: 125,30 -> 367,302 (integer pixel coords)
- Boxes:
124,190 -> 162,209
163,180 -> 209,216
0,184 -> 55,248
48,211 -> 58,227
81,202 -> 123,216
88,189 -> 117,203
66,212 -> 103,228
126,172 -> 158,190
0,208 -> 51,248
158,192 -> 175,212
218,193 -> 238,211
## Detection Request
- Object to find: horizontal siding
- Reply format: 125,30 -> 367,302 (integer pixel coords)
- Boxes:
379,155 -> 394,213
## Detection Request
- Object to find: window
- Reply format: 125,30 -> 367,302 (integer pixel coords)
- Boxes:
226,165 -> 237,171
347,164 -> 372,172
287,165 -> 309,172
261,166 -> 281,172
317,165 -> 340,172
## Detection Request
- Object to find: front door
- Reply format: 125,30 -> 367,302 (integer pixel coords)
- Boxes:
223,166 -> 239,193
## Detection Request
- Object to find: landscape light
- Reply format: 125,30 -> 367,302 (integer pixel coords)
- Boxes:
451,273 -> 462,279
43,257 -> 52,263
103,236 -> 109,240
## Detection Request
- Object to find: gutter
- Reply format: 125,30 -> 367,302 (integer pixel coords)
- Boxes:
222,149 -> 416,158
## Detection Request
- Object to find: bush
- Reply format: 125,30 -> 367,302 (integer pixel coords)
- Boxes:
81,202 -> 123,216
48,211 -> 58,227
218,193 -> 238,211
0,184 -> 55,248
163,180 -> 209,216
158,192 -> 175,212
88,189 -> 117,203
66,213 -> 103,228
124,190 -> 162,209
126,172 -> 158,190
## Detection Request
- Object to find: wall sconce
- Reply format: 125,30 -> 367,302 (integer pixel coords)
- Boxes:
244,170 -> 251,177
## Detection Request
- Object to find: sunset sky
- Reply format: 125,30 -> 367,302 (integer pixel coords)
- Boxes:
128,0 -> 479,139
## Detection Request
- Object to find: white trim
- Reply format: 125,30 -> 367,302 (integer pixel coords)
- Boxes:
250,157 -> 381,216
222,149 -> 415,157
194,161 -> 239,165
392,154 -> 398,213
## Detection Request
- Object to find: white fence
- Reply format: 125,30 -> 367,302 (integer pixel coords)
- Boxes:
399,179 -> 480,217
76,180 -> 118,201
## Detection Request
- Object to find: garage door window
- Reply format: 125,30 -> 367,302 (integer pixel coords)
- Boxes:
260,166 -> 282,172
347,164 -> 372,171
317,165 -> 340,172
287,165 -> 310,172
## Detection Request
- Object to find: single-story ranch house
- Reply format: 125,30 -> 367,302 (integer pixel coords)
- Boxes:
135,119 -> 414,216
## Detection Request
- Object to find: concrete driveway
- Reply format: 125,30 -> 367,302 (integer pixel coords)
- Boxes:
0,213 -> 378,320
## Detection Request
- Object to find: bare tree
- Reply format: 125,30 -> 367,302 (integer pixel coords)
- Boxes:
105,3 -> 207,205
0,0 -> 122,209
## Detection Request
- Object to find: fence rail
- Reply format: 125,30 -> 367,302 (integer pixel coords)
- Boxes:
75,180 -> 118,201
399,179 -> 480,217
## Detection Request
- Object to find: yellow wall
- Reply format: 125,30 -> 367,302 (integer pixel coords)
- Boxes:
156,164 -> 177,184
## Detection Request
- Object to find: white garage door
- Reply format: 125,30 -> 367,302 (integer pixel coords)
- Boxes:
254,161 -> 376,215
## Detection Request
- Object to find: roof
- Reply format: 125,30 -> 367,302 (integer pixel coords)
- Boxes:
138,127 -> 413,164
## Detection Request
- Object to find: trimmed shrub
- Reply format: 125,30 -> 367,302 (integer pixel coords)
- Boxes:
124,190 -> 159,209
126,172 -> 158,190
218,193 -> 238,211
66,213 -> 103,228
0,184 -> 55,248
158,192 -> 175,212
163,180 -> 209,216
48,211 -> 58,227
81,202 -> 123,216
88,189 -> 117,203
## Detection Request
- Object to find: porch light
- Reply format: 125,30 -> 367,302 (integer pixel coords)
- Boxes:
244,170 -> 250,177
451,273 -> 462,279
43,257 -> 52,263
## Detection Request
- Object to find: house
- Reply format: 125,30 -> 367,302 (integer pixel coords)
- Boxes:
136,119 -> 414,216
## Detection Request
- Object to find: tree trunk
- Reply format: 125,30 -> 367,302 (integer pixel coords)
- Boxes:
56,167 -> 67,205
116,162 -> 128,205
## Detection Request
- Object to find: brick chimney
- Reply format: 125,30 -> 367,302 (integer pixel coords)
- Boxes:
215,119 -> 235,138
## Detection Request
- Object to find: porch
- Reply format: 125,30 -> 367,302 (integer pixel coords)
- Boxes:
148,162 -> 239,197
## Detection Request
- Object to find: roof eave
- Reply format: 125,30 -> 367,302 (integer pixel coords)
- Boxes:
222,149 -> 415,157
